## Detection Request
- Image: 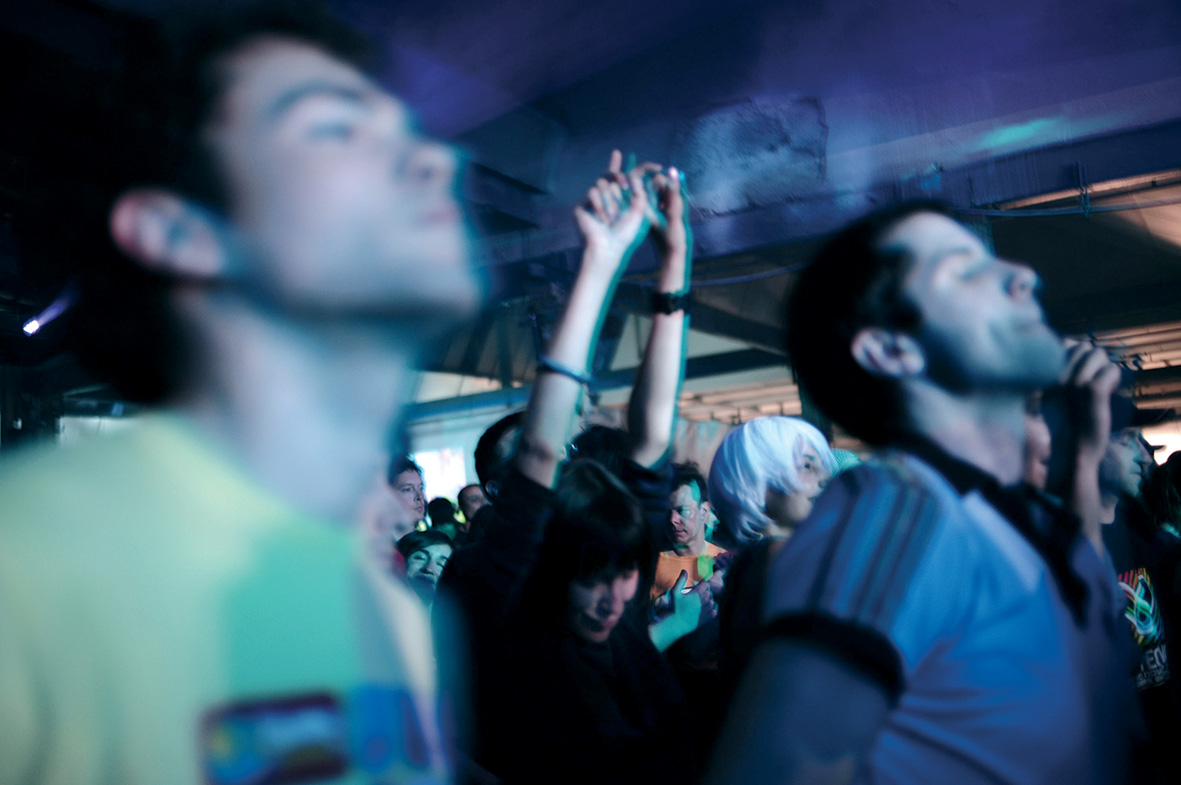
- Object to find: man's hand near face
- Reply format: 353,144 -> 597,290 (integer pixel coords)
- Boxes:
1059,340 -> 1123,553
1060,341 -> 1122,465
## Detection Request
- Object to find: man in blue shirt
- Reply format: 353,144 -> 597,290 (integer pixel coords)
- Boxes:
707,202 -> 1136,785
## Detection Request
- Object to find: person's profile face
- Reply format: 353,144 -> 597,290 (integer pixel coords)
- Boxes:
764,446 -> 829,531
1101,427 -> 1153,499
881,212 -> 1064,393
457,485 -> 488,522
391,469 -> 426,522
358,472 -> 418,560
668,483 -> 707,546
203,36 -> 480,320
791,446 -> 830,519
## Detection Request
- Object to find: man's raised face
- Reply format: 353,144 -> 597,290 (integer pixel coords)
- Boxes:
882,212 -> 1064,394
1101,427 -> 1153,500
203,36 -> 480,319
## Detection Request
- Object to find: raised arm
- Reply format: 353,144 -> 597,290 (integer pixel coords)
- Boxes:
628,167 -> 692,468
516,151 -> 650,488
1058,341 -> 1122,555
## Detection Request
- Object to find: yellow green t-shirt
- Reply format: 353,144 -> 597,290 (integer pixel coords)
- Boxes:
0,415 -> 447,785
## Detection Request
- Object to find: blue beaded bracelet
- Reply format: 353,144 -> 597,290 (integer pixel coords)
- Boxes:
537,354 -> 592,385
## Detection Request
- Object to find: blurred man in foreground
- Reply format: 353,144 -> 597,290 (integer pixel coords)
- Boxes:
0,3 -> 479,783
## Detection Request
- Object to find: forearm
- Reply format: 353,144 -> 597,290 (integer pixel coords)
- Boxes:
517,249 -> 625,488
628,249 -> 691,468
1066,453 -> 1105,556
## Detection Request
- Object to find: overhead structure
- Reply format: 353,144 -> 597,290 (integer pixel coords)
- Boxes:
1,0 -> 1181,434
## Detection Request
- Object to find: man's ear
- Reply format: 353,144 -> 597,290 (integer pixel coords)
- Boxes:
109,189 -> 226,279
850,327 -> 925,379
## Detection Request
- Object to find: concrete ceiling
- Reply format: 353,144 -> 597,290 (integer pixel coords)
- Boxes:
3,0 -> 1181,420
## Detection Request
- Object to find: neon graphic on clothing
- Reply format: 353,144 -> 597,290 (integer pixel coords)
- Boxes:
1118,568 -> 1163,646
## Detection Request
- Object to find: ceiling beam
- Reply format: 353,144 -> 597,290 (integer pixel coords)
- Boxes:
495,120 -> 1181,268
404,347 -> 782,422
613,284 -> 785,355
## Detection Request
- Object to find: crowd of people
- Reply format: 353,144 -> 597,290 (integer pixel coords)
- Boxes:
3,3 -> 1181,785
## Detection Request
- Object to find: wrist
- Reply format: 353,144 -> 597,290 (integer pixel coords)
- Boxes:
582,244 -> 626,271
656,274 -> 689,294
537,354 -> 592,386
650,288 -> 691,315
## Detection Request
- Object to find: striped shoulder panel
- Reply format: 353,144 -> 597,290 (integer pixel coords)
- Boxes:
804,463 -> 945,633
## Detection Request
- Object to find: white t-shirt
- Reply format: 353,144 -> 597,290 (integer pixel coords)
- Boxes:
0,415 -> 447,785
763,452 -> 1133,785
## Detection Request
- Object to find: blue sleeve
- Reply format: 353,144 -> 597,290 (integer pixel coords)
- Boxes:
761,463 -> 955,697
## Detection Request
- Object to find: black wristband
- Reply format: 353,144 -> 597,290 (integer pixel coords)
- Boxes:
650,288 -> 691,315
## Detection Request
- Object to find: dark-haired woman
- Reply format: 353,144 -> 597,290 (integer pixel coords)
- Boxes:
436,152 -> 703,784
469,460 -> 694,785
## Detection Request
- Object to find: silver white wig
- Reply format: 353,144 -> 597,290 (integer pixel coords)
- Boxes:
707,416 -> 836,547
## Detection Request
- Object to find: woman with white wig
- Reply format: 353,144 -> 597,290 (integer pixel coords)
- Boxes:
710,416 -> 837,704
708,415 -> 836,548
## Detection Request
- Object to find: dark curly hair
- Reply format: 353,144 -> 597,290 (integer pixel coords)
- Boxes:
387,455 -> 424,485
396,528 -> 454,561
46,1 -> 373,403
785,201 -> 955,444
672,461 -> 708,503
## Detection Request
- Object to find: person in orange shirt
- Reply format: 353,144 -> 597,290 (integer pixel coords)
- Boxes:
653,462 -> 727,600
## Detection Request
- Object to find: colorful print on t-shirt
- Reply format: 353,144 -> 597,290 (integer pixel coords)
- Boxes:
1118,567 -> 1170,689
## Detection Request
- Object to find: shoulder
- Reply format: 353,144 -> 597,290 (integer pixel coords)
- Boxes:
0,417 -> 338,553
797,456 -> 959,556
476,468 -> 558,551
0,421 -> 179,551
826,452 -> 958,500
765,456 -> 974,638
